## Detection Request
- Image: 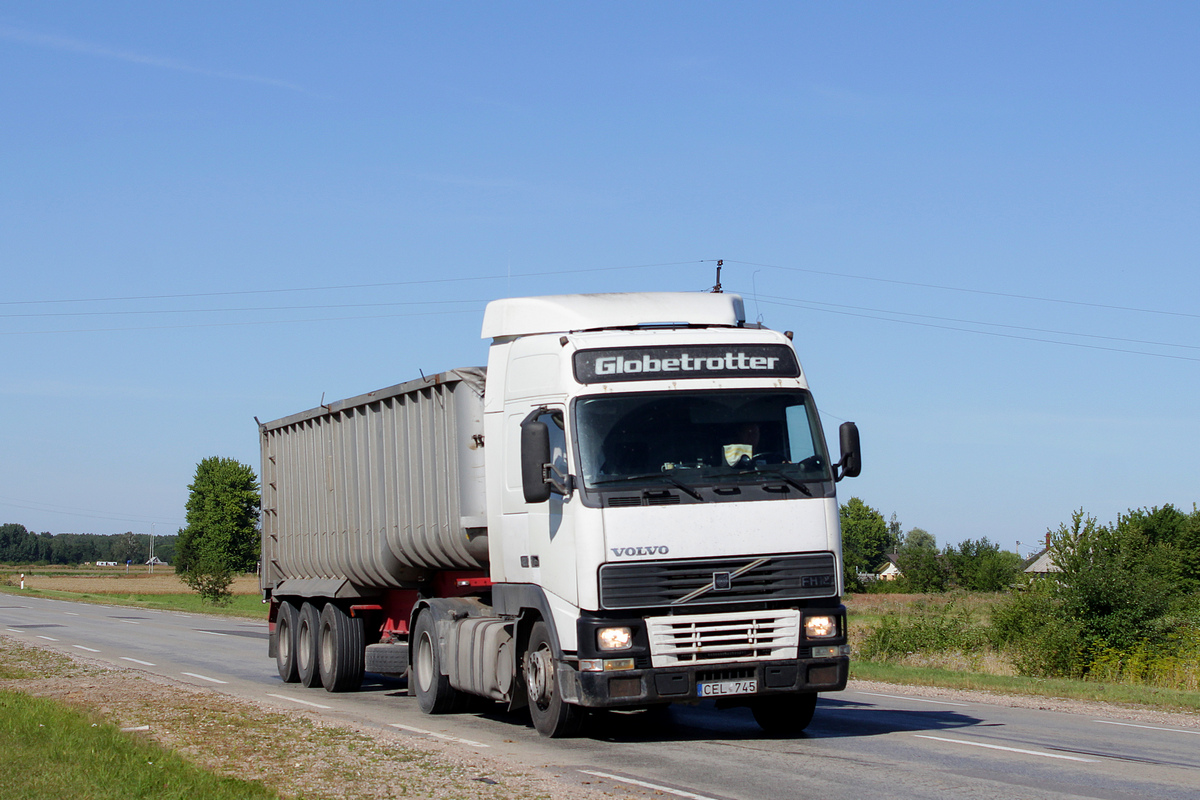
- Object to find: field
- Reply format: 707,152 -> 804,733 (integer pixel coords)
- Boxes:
0,567 -> 264,617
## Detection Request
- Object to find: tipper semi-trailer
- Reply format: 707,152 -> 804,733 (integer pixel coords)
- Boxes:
260,292 -> 861,737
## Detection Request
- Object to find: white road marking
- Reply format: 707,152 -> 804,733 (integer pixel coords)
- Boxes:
580,770 -> 723,800
856,691 -> 969,707
267,693 -> 333,710
388,723 -> 490,747
1093,720 -> 1200,736
73,645 -> 101,653
116,619 -> 140,625
120,657 -> 156,666
64,612 -> 80,616
915,735 -> 1101,762
197,630 -> 227,636
37,635 -> 58,641
182,672 -> 228,684
6,628 -> 24,633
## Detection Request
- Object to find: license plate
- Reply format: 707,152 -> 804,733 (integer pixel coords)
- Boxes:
698,679 -> 757,697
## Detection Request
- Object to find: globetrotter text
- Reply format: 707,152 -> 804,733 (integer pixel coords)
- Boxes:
594,352 -> 782,376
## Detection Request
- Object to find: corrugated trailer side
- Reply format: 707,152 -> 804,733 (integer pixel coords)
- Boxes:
260,368 -> 487,600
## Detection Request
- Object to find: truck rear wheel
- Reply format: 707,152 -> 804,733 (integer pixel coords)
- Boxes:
318,603 -> 365,692
275,600 -> 300,683
751,692 -> 817,735
523,620 -> 584,737
296,602 -> 323,688
411,610 -> 464,714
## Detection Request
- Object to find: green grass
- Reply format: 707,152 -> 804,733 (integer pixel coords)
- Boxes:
0,690 -> 281,800
0,586 -> 266,618
851,660 -> 1200,713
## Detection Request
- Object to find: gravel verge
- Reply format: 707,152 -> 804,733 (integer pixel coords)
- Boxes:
0,634 -> 628,800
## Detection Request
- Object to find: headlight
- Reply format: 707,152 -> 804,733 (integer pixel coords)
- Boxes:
804,615 -> 837,639
597,626 -> 633,651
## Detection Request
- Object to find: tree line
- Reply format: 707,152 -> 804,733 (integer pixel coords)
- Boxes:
839,496 -> 1024,593
0,524 -> 177,566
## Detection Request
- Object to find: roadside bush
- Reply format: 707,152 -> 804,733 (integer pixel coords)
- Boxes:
858,603 -> 987,661
990,505 -> 1200,682
989,584 -> 1088,677
180,554 -> 235,606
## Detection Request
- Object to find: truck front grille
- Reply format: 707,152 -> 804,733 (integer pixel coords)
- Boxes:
598,553 -> 836,610
646,609 -> 800,667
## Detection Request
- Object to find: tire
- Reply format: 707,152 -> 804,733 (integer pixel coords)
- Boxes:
318,603 -> 365,693
411,610 -> 465,714
296,601 -> 323,689
523,620 -> 584,737
751,692 -> 817,735
275,600 -> 301,683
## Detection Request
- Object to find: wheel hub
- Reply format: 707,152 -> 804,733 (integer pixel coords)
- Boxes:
525,646 -> 553,706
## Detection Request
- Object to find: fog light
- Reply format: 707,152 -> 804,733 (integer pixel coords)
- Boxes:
579,659 -> 604,672
812,645 -> 839,658
604,658 -> 636,671
598,626 -> 633,651
804,615 -> 837,639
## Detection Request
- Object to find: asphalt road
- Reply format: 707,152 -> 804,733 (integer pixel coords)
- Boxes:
3,593 -> 1199,800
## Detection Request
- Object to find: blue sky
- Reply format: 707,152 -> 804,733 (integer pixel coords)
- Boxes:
2,2 -> 1197,556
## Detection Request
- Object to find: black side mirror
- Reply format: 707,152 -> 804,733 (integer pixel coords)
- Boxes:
521,420 -> 553,504
836,421 -> 861,481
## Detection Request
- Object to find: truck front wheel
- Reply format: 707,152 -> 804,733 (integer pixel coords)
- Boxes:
751,692 -> 817,735
523,620 -> 584,737
411,610 -> 464,714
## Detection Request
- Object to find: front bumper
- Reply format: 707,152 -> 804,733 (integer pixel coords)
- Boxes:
562,655 -> 849,708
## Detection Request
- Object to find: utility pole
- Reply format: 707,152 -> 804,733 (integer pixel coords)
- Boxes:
148,523 -> 155,574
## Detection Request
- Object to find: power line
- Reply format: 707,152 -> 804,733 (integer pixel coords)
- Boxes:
0,307 -> 482,336
752,294 -> 1200,363
0,298 -> 485,319
748,292 -> 1200,352
0,260 -> 704,307
0,494 -> 183,528
729,259 -> 1200,321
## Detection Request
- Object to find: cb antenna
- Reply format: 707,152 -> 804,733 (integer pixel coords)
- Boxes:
710,259 -> 723,293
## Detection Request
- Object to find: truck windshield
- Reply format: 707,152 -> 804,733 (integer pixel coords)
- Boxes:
574,390 -> 831,491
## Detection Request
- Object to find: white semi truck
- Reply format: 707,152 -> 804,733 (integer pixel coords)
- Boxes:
260,292 -> 860,736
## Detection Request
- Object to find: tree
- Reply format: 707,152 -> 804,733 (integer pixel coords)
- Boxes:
895,528 -> 947,592
178,457 -> 261,576
902,527 -> 936,550
839,498 -> 890,590
945,537 -> 1021,592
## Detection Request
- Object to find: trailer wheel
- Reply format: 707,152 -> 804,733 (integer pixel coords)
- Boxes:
523,620 -> 584,737
751,692 -> 817,735
296,602 -> 323,688
318,603 -> 365,692
275,600 -> 301,683
411,610 -> 464,714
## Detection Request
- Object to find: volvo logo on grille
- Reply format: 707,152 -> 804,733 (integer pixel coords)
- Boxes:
712,571 -> 732,591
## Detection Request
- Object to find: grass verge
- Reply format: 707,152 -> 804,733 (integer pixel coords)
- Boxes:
851,660 -> 1200,713
0,690 -> 279,800
0,585 -> 265,618
0,636 -> 603,800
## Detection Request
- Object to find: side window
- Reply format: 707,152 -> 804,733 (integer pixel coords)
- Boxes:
785,404 -> 817,462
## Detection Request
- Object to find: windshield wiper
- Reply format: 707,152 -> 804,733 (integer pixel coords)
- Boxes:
747,469 -> 814,497
592,473 -> 704,501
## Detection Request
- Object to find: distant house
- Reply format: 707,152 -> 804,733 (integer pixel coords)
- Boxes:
874,554 -> 903,581
1023,549 -> 1060,574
